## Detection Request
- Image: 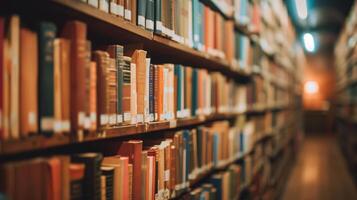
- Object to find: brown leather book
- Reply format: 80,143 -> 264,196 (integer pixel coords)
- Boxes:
130,50 -> 147,123
184,67 -> 192,117
214,13 -> 223,55
61,20 -> 87,136
204,7 -> 214,54
170,144 -> 176,195
59,156 -> 70,200
108,58 -> 118,126
128,163 -> 133,200
124,0 -> 132,21
69,163 -> 85,200
20,28 -> 38,136
89,61 -> 97,132
120,157 -> 130,200
141,150 -> 148,200
54,38 -> 71,134
0,17 -> 4,140
46,157 -> 62,200
224,20 -> 235,63
130,62 -> 137,124
93,51 -> 110,129
147,155 -> 156,200
102,156 -> 121,200
131,0 -> 137,24
117,140 -> 143,200
157,65 -> 164,121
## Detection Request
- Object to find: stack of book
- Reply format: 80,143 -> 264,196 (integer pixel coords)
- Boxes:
0,16 -> 248,142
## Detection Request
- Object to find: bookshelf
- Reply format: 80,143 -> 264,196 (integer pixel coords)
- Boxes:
0,0 -> 303,200
334,1 -> 357,183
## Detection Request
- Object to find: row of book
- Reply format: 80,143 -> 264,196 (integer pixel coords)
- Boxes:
78,0 -> 257,70
0,121 -> 254,200
0,16 -> 251,141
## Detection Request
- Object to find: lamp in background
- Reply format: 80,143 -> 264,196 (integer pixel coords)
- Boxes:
304,80 -> 319,94
303,33 -> 316,52
295,0 -> 308,19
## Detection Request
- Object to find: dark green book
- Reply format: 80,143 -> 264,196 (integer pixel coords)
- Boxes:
38,22 -> 57,135
137,0 -> 147,27
192,0 -> 200,49
174,65 -> 182,116
146,0 -> 155,31
154,0 -> 162,34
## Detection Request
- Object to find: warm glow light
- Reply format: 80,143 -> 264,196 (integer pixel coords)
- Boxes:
303,33 -> 315,52
295,0 -> 308,19
304,81 -> 319,94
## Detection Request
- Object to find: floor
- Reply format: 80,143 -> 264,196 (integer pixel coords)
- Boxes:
282,134 -> 357,200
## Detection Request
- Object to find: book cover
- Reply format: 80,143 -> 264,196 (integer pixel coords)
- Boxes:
146,0 -> 155,31
61,20 -> 88,136
117,140 -> 143,200
39,21 -> 57,136
20,28 -> 38,136
137,0 -> 147,27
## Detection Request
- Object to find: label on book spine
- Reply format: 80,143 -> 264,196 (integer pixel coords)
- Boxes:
100,114 -> 109,126
28,112 -> 37,126
124,112 -> 131,122
90,112 -> 97,124
110,2 -> 120,15
99,0 -> 109,12
62,120 -> 71,132
54,120 -> 62,133
124,9 -> 131,21
118,5 -> 124,16
138,15 -> 145,27
164,170 -> 170,181
109,114 -> 117,125
88,0 -> 98,7
117,114 -> 123,123
156,21 -> 162,32
169,120 -> 177,128
78,112 -> 86,127
146,20 -> 154,30
136,114 -> 144,123
41,117 -> 54,131
84,117 -> 91,130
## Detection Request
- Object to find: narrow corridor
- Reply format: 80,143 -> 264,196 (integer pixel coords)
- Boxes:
282,135 -> 357,200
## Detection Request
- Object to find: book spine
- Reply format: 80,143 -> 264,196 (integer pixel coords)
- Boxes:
146,0 -> 155,31
191,69 -> 198,116
39,21 -> 57,136
0,17 -> 3,140
154,0 -> 162,34
116,46 -> 124,124
149,64 -> 154,120
89,61 -> 97,132
137,0 -> 147,28
124,0 -> 132,21
122,57 -> 131,122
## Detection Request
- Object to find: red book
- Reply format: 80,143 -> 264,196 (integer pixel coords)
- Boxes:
0,17 -> 4,140
117,140 -> 142,200
46,158 -> 62,200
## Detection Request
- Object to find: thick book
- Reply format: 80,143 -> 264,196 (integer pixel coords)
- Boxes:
154,0 -> 162,34
131,0 -> 138,24
117,140 -> 143,200
54,38 -> 71,134
107,58 -> 118,126
20,28 -> 38,136
102,156 -> 121,200
89,61 -> 97,132
61,20 -> 88,136
72,153 -> 103,200
130,50 -> 147,123
124,0 -> 132,21
106,45 -> 124,124
39,21 -> 57,136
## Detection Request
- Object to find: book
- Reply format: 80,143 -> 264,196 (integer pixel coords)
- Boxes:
145,0 -> 155,31
117,140 -> 142,200
20,28 -> 38,136
38,21 -> 57,136
89,61 -> 98,132
101,166 -> 115,200
70,163 -> 85,200
0,17 -> 3,140
124,0 -> 132,21
72,153 -> 103,200
137,0 -> 147,28
54,38 -> 71,134
122,56 -> 132,123
61,20 -> 88,137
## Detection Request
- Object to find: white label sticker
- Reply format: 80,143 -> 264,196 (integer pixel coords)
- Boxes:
156,21 -> 162,31
131,115 -> 137,124
88,0 -> 98,7
84,117 -> 91,129
138,15 -> 145,27
100,114 -> 109,126
28,112 -> 36,126
124,9 -> 131,21
110,2 -> 117,14
118,5 -> 124,16
90,112 -> 97,123
146,20 -> 154,30
117,114 -> 123,123
136,114 -> 144,123
78,112 -> 86,127
164,170 -> 170,182
62,120 -> 71,132
124,112 -> 131,122
99,0 -> 109,12
109,114 -> 117,125
41,117 -> 54,131
54,120 -> 62,133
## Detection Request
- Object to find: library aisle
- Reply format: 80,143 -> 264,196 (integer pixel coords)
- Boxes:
282,135 -> 357,200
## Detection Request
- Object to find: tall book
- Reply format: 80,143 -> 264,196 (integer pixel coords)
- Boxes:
69,163 -> 85,200
89,61 -> 97,132
20,28 -> 38,136
38,21 -> 57,136
117,140 -> 142,200
122,56 -> 132,123
54,38 -> 71,134
101,166 -> 114,200
130,50 -> 147,123
131,0 -> 138,24
61,21 -> 87,136
102,157 -> 121,200
149,64 -> 155,121
0,17 -> 4,140
72,153 -> 103,200
124,0 -> 132,21
107,58 -> 118,126
154,0 -> 162,34
130,62 -> 137,124
106,45 -> 124,124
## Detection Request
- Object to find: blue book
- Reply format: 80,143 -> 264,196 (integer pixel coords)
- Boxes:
183,130 -> 191,179
191,69 -> 198,116
174,65 -> 182,113
210,175 -> 223,200
199,1 -> 205,50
